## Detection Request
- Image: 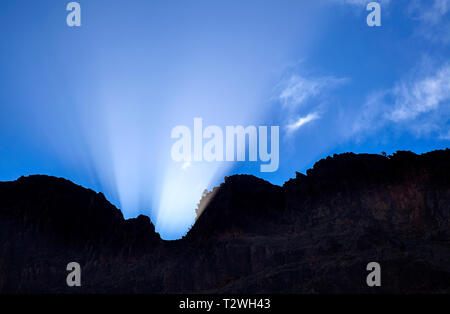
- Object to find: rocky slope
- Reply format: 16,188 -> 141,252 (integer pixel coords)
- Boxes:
0,149 -> 449,293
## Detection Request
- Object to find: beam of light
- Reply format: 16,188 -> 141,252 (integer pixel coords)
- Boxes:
69,0 -> 321,240
156,161 -> 230,239
0,0 -> 322,240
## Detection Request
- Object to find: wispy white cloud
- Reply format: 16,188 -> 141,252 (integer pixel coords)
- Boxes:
279,75 -> 347,109
388,65 -> 450,122
277,72 -> 347,137
286,112 -> 320,133
408,0 -> 450,43
413,0 -> 449,24
352,63 -> 450,139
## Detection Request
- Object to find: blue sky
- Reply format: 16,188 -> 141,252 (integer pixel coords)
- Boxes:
0,0 -> 449,239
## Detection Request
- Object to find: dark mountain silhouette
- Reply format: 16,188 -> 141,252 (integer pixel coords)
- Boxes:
0,149 -> 449,293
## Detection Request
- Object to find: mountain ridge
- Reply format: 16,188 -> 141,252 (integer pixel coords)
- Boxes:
0,149 -> 449,293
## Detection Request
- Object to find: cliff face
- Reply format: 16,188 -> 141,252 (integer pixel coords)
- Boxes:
0,150 -> 449,293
